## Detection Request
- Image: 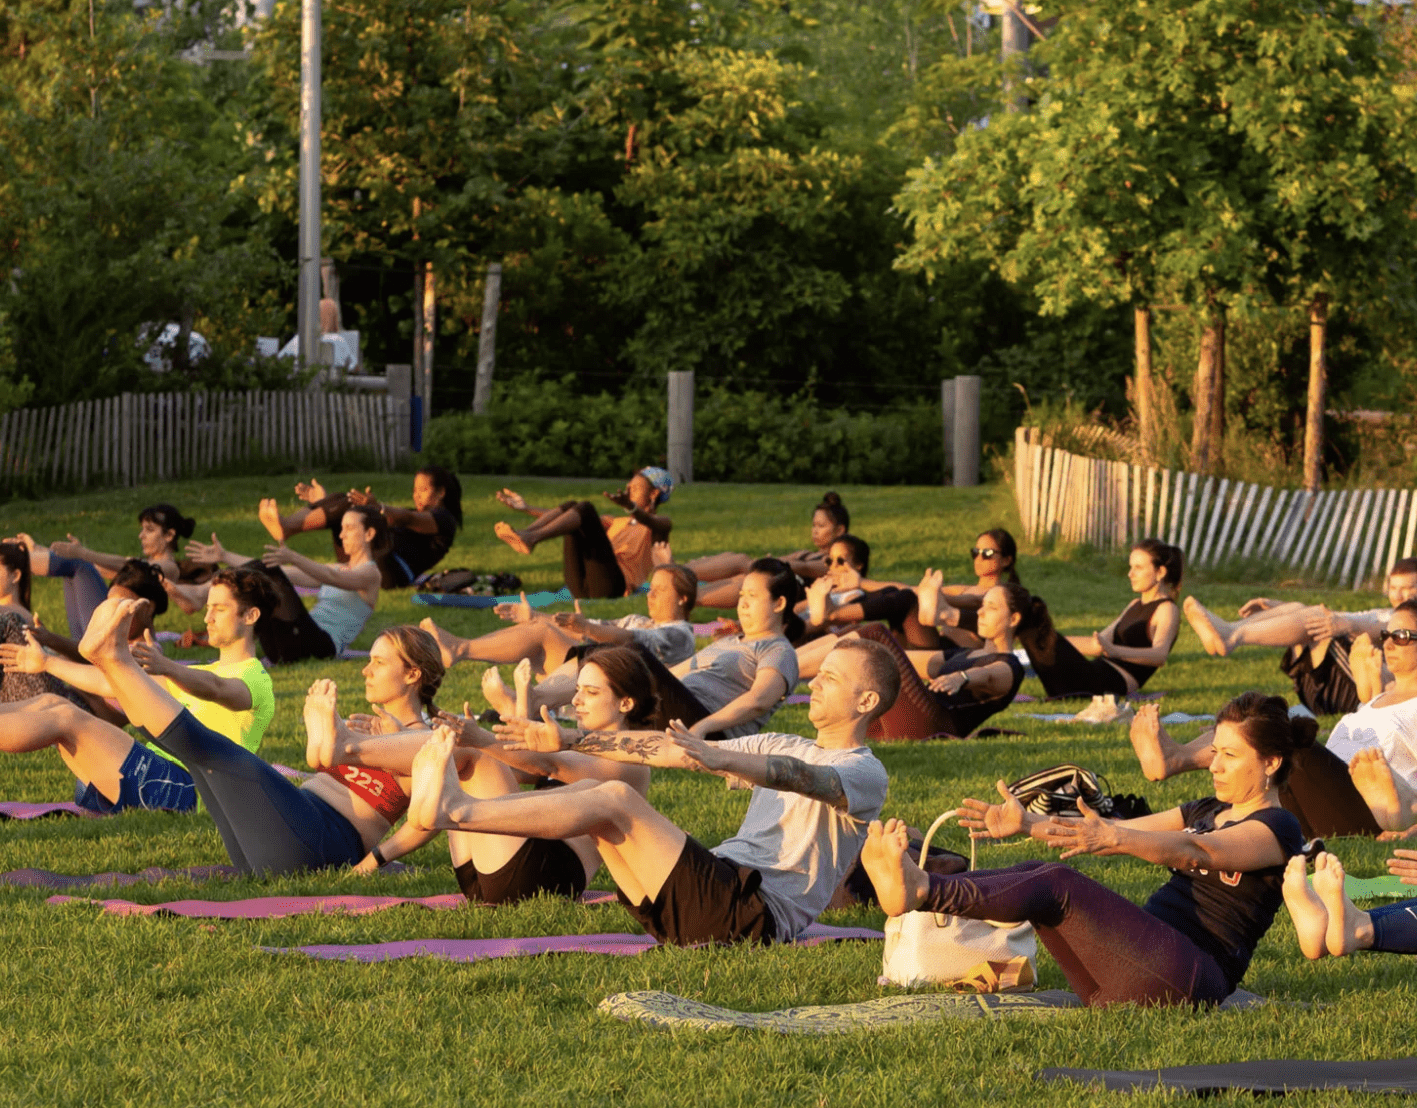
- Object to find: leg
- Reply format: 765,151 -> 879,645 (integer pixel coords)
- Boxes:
696,576 -> 745,610
1184,597 -> 1315,657
444,621 -> 579,675
855,624 -> 968,740
446,751 -> 534,877
1282,855 -> 1331,959
686,553 -> 753,583
0,695 -> 135,804
860,820 -> 1230,1007
44,552 -> 109,639
1314,852 -> 1378,955
1129,709 -> 1214,782
1350,748 -> 1417,832
494,502 -> 585,556
559,502 -> 625,600
244,562 -> 336,664
1017,599 -> 1130,698
410,733 -> 684,906
795,634 -> 840,680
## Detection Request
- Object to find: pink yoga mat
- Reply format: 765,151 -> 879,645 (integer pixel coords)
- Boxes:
268,923 -> 885,963
47,889 -> 620,918
1,865 -> 241,889
0,802 -> 98,820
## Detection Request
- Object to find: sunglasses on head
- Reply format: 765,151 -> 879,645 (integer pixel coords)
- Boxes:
970,547 -> 999,560
1381,628 -> 1417,646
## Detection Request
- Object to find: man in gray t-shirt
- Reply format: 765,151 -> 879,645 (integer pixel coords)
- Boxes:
410,638 -> 901,946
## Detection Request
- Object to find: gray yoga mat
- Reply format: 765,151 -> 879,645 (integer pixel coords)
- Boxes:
1039,1058 -> 1417,1096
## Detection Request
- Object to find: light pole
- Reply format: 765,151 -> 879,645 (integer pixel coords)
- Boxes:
297,0 -> 322,368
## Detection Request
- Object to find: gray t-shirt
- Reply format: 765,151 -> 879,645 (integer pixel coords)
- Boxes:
607,615 -> 696,667
680,634 -> 799,738
712,732 -> 889,940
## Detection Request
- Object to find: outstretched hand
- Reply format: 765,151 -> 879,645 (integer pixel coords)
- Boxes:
495,487 -> 527,512
495,592 -> 535,625
493,705 -> 569,752
1388,848 -> 1417,883
1040,799 -> 1117,860
186,534 -> 225,566
552,600 -> 589,635
261,543 -> 295,567
958,780 -> 1027,840
665,719 -> 721,773
603,486 -> 634,511
0,629 -> 46,674
131,629 -> 172,676
49,534 -> 85,560
1238,597 -> 1275,618
348,487 -> 380,510
295,478 -> 327,504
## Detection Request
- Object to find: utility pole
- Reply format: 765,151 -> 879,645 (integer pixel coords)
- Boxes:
297,0 -> 322,369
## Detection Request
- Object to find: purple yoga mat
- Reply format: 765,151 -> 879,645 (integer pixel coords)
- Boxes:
268,923 -> 885,963
0,801 -> 99,820
0,865 -> 241,889
47,888 -> 620,918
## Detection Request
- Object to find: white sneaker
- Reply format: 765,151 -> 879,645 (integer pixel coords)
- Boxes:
1074,694 -> 1134,725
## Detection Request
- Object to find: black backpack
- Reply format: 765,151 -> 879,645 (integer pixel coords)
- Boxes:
1006,763 -> 1151,821
418,569 -> 523,597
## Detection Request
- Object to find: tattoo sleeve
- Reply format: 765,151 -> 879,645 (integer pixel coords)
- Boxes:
764,755 -> 848,810
567,730 -> 666,763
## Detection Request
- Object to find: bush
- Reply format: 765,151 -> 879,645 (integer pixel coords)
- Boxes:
424,378 -> 943,484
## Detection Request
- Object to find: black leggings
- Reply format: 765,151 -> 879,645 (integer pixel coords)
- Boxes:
1278,744 -> 1381,838
558,501 -> 626,599
243,562 -> 337,665
1017,599 -> 1130,698
921,861 -> 1231,1007
1370,900 -> 1417,953
856,624 -> 1007,740
148,709 -> 366,875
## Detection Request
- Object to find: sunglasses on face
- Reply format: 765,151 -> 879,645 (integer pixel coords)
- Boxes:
970,548 -> 999,560
827,556 -> 855,567
1382,628 -> 1417,646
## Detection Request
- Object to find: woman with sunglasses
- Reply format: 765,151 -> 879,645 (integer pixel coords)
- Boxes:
1128,601 -> 1417,840
916,529 -> 1023,647
1016,538 -> 1182,699
799,535 -> 935,649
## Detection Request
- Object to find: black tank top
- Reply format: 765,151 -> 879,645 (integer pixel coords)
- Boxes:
1111,597 -> 1173,686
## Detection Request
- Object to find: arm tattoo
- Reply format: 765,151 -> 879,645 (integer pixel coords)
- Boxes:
568,730 -> 664,762
765,755 -> 848,810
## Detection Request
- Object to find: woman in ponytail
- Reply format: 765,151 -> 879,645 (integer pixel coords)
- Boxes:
1017,538 -> 1182,698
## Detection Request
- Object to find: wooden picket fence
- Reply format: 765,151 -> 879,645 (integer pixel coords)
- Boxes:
1013,426 -> 1417,590
0,390 -> 405,491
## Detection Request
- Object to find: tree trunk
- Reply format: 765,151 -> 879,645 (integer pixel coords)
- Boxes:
171,305 -> 195,376
1304,296 -> 1328,493
419,260 -> 436,420
1000,4 -> 1028,113
1190,301 -> 1225,474
1134,306 -> 1153,461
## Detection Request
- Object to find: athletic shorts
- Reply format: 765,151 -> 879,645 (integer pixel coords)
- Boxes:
453,837 -> 588,904
616,836 -> 778,947
74,742 -> 196,815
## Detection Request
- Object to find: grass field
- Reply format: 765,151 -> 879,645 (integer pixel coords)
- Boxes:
0,473 -> 1413,1107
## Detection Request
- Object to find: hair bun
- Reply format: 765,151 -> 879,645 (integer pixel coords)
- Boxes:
821,492 -> 842,506
1287,706 -> 1319,750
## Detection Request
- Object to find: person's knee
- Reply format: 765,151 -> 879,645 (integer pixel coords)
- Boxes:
32,692 -> 78,718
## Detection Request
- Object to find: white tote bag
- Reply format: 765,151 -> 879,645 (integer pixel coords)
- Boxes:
879,809 -> 1037,992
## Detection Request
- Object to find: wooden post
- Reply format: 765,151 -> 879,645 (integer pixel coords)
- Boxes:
1190,302 -> 1225,474
1388,490 -> 1411,572
1304,297 -> 1327,494
418,262 -> 436,426
667,370 -> 694,486
940,379 -> 955,486
472,262 -> 501,416
953,375 -> 981,487
1134,306 -> 1153,461
386,364 -> 413,454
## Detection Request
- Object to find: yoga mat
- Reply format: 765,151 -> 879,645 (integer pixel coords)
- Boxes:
267,923 -> 884,963
784,694 -> 810,705
0,801 -> 99,820
272,763 -> 314,783
412,587 -> 574,611
1338,874 -> 1417,900
49,889 -> 620,918
1038,1058 -> 1417,1096
600,988 -> 1264,1034
0,865 -> 240,889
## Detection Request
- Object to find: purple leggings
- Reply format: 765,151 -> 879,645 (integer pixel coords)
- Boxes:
921,861 -> 1231,1007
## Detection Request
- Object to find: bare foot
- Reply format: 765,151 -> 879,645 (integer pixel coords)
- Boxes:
513,658 -> 533,719
408,726 -> 466,832
1350,633 -> 1386,702
651,541 -> 673,567
494,521 -> 532,556
1128,704 -> 1173,781
419,617 -> 464,669
1183,596 -> 1231,657
77,597 -> 142,665
859,818 -> 930,917
304,678 -> 341,770
258,497 -> 286,543
1350,748 -> 1412,831
163,578 -> 208,616
1314,852 -> 1373,956
481,666 -> 515,719
1282,855 -> 1328,959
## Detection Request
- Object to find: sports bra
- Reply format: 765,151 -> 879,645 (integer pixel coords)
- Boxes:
319,764 -> 410,824
1110,597 -> 1173,685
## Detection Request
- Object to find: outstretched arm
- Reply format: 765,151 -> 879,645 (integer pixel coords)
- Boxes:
683,667 -> 790,740
668,729 -> 849,809
263,544 -> 380,592
131,636 -> 253,713
353,818 -> 437,874
1041,800 -> 1283,870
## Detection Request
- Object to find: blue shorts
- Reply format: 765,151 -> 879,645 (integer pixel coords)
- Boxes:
74,742 -> 197,815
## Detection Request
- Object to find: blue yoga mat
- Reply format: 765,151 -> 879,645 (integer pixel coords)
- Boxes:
412,587 -> 575,611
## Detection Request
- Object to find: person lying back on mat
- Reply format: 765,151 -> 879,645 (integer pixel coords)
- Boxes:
260,466 -> 463,590
174,506 -> 384,664
480,558 -> 801,742
0,570 -> 277,814
664,490 -> 851,610
1130,602 -> 1417,839
317,646 -> 659,903
16,503 -> 197,638
418,563 -> 698,676
861,691 -> 1309,1007
0,566 -> 276,756
1017,538 -> 1181,699
493,468 -> 673,599
794,583 -> 1028,741
402,636 -> 896,945
72,602 -> 442,874
796,535 -> 936,650
1184,558 -> 1417,715
1285,848 -> 1417,959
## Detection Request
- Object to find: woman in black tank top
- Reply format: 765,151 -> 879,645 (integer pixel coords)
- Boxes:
1018,539 -> 1183,699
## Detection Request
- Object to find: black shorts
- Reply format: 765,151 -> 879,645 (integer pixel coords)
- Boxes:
454,837 -> 588,904
1280,635 -> 1359,717
617,836 -> 778,947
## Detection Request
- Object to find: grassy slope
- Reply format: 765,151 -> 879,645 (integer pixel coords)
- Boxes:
0,474 -> 1411,1107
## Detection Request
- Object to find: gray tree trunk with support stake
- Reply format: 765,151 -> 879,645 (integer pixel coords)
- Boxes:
1001,4 -> 1028,113
667,370 -> 694,485
473,262 -> 502,415
941,378 -> 955,485
953,375 -> 981,487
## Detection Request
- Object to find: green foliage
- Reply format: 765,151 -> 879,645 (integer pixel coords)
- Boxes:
423,377 -> 941,484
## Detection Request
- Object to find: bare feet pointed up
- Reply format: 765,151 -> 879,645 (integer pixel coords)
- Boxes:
513,658 -> 533,720
408,726 -> 466,832
419,617 -> 462,669
78,597 -> 144,665
859,817 -> 930,917
303,678 -> 341,770
258,497 -> 286,543
493,521 -> 533,556
481,666 -> 515,719
1313,851 -> 1373,957
1282,855 -> 1328,960
1350,747 -> 1415,832
1183,596 -> 1231,657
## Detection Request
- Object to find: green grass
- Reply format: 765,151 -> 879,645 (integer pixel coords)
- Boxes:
0,473 -> 1412,1107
